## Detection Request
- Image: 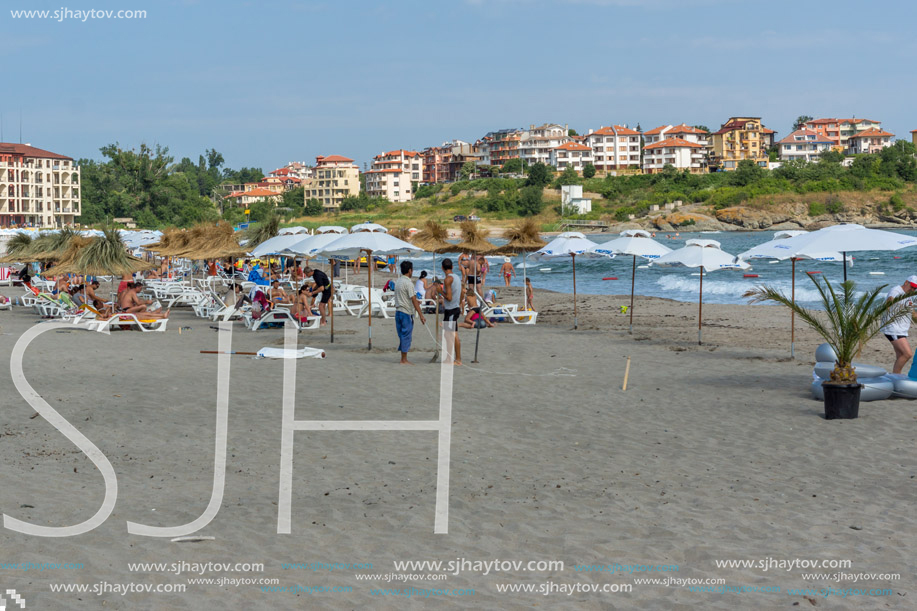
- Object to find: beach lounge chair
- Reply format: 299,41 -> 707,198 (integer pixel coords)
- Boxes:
355,288 -> 394,319
83,312 -> 169,333
244,307 -> 321,332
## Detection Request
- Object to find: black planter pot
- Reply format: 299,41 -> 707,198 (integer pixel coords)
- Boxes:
822,383 -> 861,420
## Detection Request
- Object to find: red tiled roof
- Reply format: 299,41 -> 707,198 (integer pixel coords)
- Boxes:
777,129 -> 835,145
224,187 -> 279,199
270,167 -> 291,176
848,127 -> 894,139
712,118 -> 765,135
317,154 -> 354,163
643,125 -> 669,135
644,137 -> 703,150
376,149 -> 421,159
554,142 -> 592,151
587,125 -> 641,137
0,143 -> 73,160
760,128 -> 775,134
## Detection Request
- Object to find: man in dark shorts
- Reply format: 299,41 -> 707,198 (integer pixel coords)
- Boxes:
303,267 -> 332,325
881,274 -> 917,373
439,258 -> 463,366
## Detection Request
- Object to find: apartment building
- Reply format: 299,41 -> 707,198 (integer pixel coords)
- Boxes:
481,128 -> 523,168
912,129 -> 917,147
222,186 -> 282,207
804,118 -> 882,152
642,124 -> 709,173
549,142 -> 594,172
0,143 -> 81,228
710,117 -> 773,170
777,129 -> 835,162
364,150 -> 422,202
846,128 -> 894,155
307,154 -> 360,210
422,140 -> 481,183
519,123 -> 571,167
582,125 -> 642,172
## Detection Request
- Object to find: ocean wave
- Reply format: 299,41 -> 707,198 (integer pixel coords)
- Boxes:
654,274 -> 832,303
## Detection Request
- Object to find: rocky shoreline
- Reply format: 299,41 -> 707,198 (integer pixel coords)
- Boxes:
605,200 -> 917,234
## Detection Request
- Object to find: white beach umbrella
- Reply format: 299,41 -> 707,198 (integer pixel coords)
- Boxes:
350,222 -> 388,233
738,230 -> 846,358
318,232 -> 425,349
278,226 -> 309,235
652,239 -> 750,345
249,234 -> 306,258
317,225 -> 348,234
762,223 -> 917,282
589,229 -> 673,334
530,232 -> 598,330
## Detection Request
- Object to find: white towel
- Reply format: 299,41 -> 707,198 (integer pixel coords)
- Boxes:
257,347 -> 325,359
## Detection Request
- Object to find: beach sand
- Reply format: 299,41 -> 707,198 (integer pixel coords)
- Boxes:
0,277 -> 913,610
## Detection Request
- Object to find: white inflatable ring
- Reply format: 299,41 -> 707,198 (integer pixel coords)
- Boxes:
810,378 -> 894,402
888,373 -> 917,399
815,343 -> 838,363
813,362 -> 887,380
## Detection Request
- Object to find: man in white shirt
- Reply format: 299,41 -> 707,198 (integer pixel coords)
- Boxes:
394,260 -> 426,365
881,275 -> 917,373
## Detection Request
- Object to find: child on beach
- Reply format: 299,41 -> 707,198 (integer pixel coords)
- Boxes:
525,277 -> 535,311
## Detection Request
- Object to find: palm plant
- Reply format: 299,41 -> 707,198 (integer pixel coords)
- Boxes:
0,232 -> 33,262
745,276 -> 912,384
245,213 -> 280,248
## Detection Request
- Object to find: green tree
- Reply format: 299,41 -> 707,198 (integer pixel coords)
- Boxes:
693,125 -> 710,133
248,199 -> 274,222
502,158 -> 523,174
819,149 -> 845,164
517,185 -> 544,216
282,186 -> 305,212
526,162 -> 552,187
304,198 -> 324,215
731,159 -> 765,186
568,128 -> 578,137
460,161 -> 476,180
582,162 -> 597,179
555,166 -> 581,187
879,140 -> 917,181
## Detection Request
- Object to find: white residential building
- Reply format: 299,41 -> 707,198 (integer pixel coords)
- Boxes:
364,149 -> 422,202
0,143 -> 81,228
846,128 -> 895,155
549,142 -> 594,172
643,138 -> 705,173
519,123 -> 571,167
308,154 -> 360,210
777,129 -> 836,162
583,125 -> 642,172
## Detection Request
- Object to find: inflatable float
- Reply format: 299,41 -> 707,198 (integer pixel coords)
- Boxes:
809,343 -> 908,401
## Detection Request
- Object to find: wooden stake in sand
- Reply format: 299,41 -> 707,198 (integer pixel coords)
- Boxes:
622,356 -> 631,391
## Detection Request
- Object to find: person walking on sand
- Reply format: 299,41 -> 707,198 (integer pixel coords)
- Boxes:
303,266 -> 332,326
525,277 -> 535,311
439,258 -> 463,366
881,275 -> 917,373
500,257 -> 515,286
394,260 -> 426,364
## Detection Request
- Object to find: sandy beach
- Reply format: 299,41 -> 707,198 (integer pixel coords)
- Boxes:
0,274 -> 913,610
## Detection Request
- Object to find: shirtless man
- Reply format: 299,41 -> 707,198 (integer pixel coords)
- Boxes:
500,257 -> 516,286
119,282 -> 167,316
85,280 -> 113,314
269,280 -> 290,306
54,275 -> 70,295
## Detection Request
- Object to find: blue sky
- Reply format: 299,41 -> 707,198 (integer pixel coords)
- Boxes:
2,0 -> 915,172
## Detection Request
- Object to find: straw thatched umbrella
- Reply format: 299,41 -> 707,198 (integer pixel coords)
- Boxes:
0,232 -> 34,264
487,218 -> 546,305
0,232 -> 57,264
43,228 -> 152,278
30,227 -> 81,263
174,222 -> 247,260
388,226 -> 411,241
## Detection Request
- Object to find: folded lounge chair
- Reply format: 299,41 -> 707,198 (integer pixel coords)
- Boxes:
83,312 -> 169,333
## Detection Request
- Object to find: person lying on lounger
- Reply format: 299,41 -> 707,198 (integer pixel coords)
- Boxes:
118,282 -> 168,316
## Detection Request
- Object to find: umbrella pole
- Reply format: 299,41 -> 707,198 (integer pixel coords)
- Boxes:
842,251 -> 848,283
330,281 -> 335,344
791,258 -> 796,359
572,254 -> 578,330
431,251 -> 439,363
698,267 -> 704,345
357,250 -> 373,350
629,254 -> 636,334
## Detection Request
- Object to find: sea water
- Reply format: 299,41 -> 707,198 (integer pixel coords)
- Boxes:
400,230 -> 917,307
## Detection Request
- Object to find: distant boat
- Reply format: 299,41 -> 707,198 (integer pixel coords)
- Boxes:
539,267 -> 552,272
700,231 -> 721,234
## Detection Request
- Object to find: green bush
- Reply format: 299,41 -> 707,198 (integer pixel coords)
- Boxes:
889,193 -> 906,212
517,185 -> 544,216
614,206 -> 635,221
808,202 -> 826,216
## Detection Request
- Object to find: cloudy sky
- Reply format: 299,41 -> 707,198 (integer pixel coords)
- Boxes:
2,0 -> 915,171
